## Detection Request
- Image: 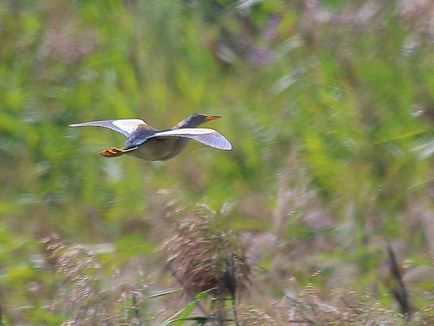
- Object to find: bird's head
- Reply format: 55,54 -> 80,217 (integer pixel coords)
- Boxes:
176,113 -> 221,128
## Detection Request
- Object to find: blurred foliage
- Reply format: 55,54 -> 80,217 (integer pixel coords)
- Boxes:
0,0 -> 433,324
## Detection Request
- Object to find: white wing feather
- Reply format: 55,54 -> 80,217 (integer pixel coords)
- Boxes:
69,119 -> 146,137
153,128 -> 232,150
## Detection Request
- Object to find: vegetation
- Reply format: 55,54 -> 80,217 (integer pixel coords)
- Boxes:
0,0 -> 433,324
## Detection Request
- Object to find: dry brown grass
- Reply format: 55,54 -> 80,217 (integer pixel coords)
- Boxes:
163,207 -> 252,324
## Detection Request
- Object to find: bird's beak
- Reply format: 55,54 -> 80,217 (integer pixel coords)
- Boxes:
205,115 -> 221,122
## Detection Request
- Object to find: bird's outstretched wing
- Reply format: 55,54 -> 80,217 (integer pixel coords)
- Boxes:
151,128 -> 232,150
69,119 -> 149,137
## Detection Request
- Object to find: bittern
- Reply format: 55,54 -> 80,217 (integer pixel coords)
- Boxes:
69,113 -> 232,161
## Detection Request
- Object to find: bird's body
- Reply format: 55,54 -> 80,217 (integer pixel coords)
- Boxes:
125,136 -> 188,161
69,113 -> 232,161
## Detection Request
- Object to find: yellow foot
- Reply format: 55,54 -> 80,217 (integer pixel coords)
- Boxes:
100,147 -> 124,157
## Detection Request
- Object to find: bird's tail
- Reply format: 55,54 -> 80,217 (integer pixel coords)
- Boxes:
100,147 -> 125,157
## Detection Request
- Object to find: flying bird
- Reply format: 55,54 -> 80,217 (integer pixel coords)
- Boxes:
69,113 -> 232,161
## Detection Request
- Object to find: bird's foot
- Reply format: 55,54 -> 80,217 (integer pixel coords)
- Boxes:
100,147 -> 124,157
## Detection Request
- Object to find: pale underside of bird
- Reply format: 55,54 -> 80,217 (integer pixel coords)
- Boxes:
69,116 -> 232,161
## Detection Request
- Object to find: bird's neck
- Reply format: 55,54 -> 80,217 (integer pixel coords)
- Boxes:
173,119 -> 200,128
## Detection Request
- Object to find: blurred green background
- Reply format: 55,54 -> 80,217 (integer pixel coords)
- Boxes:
0,0 -> 433,324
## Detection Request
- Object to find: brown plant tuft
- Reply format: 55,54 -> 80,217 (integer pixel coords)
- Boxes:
164,209 -> 252,300
43,234 -> 114,325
